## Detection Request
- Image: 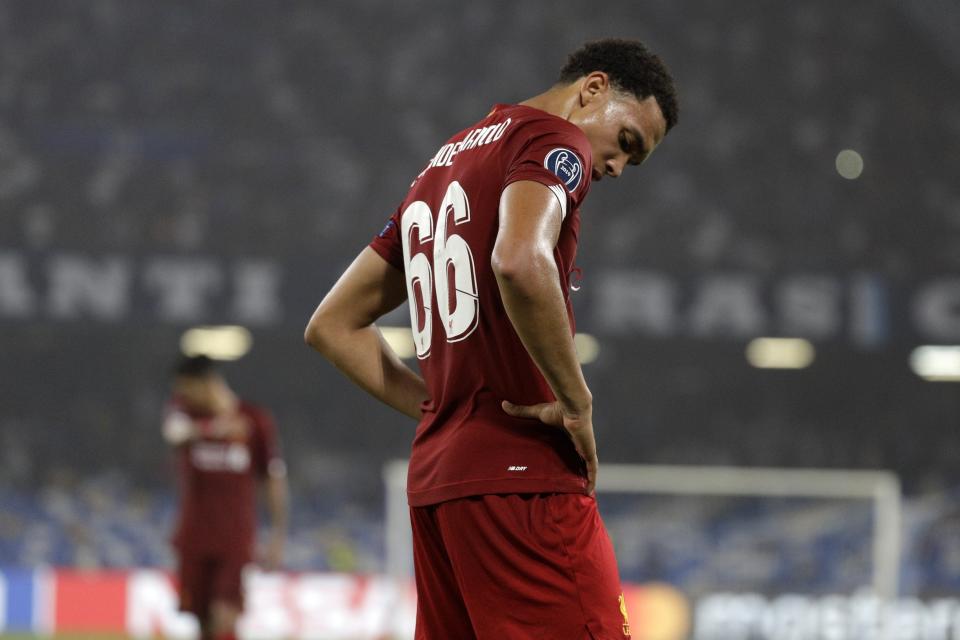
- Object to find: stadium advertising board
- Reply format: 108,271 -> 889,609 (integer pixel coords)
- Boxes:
696,592 -> 960,640
3,568 -> 960,639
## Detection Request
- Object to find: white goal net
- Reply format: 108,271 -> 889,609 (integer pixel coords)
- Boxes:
382,461 -> 902,598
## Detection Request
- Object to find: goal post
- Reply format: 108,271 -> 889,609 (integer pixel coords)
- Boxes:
383,459 -> 415,579
383,461 -> 902,598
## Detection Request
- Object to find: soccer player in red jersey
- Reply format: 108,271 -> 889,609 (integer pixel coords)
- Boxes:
306,39 -> 678,639
163,355 -> 289,640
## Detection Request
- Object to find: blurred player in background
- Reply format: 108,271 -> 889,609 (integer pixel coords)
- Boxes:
306,38 -> 678,639
162,355 -> 289,640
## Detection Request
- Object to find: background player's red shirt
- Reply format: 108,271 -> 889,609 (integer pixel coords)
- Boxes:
370,103 -> 594,506
169,401 -> 283,556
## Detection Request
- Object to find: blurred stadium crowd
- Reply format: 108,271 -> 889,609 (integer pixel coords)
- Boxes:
4,474 -> 960,599
2,0 -> 960,598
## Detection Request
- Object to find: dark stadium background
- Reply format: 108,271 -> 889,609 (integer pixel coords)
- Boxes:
2,1 -> 960,638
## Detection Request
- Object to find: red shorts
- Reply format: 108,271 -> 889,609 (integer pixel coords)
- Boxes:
410,493 -> 631,640
176,550 -> 249,618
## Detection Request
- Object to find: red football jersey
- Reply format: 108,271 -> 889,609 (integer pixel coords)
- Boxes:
168,401 -> 283,555
370,103 -> 594,506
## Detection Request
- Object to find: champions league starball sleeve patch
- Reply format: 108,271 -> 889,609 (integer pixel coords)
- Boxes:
543,148 -> 584,192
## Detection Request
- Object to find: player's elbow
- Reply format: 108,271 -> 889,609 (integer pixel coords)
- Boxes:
492,245 -> 550,292
491,244 -> 525,283
162,412 -> 194,446
303,323 -> 320,349
304,308 -> 335,353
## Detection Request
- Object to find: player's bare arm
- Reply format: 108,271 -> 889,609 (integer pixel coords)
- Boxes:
304,247 -> 429,420
262,471 -> 288,570
493,180 -> 599,493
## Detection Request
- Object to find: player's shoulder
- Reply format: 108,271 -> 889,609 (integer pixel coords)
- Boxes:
492,104 -> 592,198
492,104 -> 593,180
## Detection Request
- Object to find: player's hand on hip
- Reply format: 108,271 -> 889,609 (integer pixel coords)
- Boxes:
502,400 -> 598,494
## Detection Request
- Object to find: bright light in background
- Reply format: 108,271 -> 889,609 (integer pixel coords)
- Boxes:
910,345 -> 960,381
380,327 -> 600,364
835,149 -> 864,179
381,326 -> 417,359
180,325 -> 253,360
746,338 -> 815,369
574,333 -> 600,364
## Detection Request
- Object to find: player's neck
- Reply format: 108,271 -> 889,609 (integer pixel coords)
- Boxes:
519,84 -> 581,122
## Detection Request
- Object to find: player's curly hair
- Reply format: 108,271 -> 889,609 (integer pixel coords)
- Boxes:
559,38 -> 679,132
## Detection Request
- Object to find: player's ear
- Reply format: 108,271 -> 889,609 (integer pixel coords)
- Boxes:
579,71 -> 611,107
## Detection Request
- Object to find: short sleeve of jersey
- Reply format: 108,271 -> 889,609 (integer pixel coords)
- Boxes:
503,124 -> 593,216
368,205 -> 404,270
